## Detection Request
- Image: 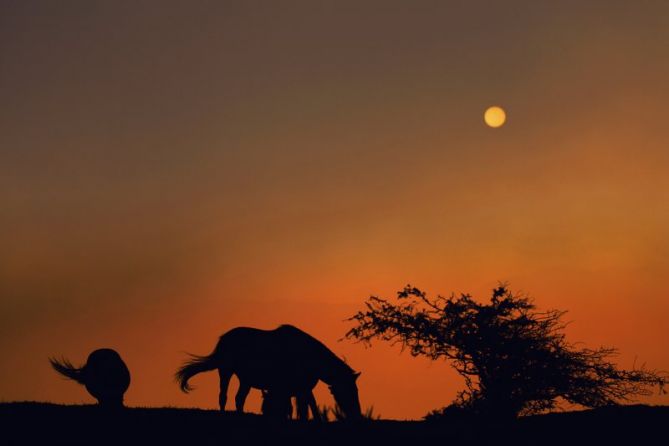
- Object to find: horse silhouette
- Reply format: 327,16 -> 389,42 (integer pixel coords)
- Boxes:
261,389 -> 320,420
50,348 -> 131,408
176,324 -> 362,419
261,389 -> 293,420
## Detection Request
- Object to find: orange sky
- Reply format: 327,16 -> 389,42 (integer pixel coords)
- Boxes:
1,1 -> 668,419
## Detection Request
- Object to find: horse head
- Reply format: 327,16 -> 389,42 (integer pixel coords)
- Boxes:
329,371 -> 362,420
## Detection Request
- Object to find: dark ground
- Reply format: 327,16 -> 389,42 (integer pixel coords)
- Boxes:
2,402 -> 667,446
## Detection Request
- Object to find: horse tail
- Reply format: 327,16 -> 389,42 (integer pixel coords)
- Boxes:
49,357 -> 85,384
175,352 -> 219,393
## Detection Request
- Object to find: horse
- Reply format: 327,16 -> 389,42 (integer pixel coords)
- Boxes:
261,389 -> 293,420
258,383 -> 326,420
175,324 -> 362,420
261,388 -> 322,420
49,348 -> 131,408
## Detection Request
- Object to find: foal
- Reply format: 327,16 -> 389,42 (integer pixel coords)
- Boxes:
261,390 -> 293,419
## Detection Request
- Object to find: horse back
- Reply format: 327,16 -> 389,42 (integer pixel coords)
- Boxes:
214,325 -> 330,389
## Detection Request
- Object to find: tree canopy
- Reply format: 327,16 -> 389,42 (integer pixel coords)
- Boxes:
346,284 -> 666,418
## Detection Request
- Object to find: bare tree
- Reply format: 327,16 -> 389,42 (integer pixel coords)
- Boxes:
346,284 -> 666,419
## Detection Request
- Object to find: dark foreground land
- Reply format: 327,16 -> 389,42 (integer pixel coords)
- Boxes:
2,402 -> 667,446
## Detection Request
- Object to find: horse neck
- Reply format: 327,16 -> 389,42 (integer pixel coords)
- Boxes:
316,351 -> 353,386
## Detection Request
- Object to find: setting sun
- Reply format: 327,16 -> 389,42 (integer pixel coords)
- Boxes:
484,105 -> 507,128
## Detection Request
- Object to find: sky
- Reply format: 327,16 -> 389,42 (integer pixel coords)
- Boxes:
1,0 -> 668,419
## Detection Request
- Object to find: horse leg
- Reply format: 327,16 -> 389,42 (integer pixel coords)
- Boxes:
235,381 -> 251,413
296,391 -> 310,420
286,395 -> 295,420
217,368 -> 232,412
305,391 -> 321,422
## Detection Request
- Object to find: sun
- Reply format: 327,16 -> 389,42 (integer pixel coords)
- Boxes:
484,106 -> 506,128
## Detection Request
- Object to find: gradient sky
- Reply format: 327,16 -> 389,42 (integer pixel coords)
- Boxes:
2,1 -> 668,419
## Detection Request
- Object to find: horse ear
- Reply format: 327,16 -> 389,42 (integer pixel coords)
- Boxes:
353,372 -> 361,381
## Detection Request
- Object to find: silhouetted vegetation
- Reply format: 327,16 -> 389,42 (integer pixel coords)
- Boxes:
3,402 -> 668,446
317,404 -> 380,422
346,284 -> 667,419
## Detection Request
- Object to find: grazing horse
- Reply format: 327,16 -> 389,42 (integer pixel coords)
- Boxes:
176,324 -> 362,420
49,348 -> 131,408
